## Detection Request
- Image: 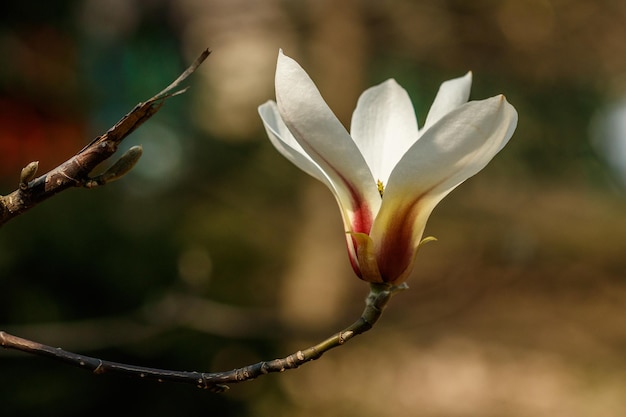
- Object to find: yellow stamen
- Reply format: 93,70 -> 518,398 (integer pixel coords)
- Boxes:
377,180 -> 385,197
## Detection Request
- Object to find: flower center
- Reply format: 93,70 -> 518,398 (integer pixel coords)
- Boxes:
377,180 -> 385,197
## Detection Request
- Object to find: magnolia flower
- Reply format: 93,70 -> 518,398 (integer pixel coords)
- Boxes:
258,50 -> 518,285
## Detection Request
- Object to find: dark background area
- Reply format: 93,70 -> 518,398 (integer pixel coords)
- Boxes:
1,1 -> 625,416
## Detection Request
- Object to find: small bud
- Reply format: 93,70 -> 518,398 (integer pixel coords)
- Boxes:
19,161 -> 39,190
93,146 -> 143,185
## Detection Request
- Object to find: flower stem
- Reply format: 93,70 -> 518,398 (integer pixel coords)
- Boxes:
0,282 -> 406,392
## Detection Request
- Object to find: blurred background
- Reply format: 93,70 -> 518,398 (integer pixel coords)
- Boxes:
1,0 -> 625,416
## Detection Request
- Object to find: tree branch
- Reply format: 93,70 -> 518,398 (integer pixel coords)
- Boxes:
0,49 -> 211,227
0,283 -> 406,393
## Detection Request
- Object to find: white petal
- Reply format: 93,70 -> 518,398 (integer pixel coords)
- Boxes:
259,99 -> 365,272
371,95 -> 518,267
422,72 -> 472,132
259,100 -> 363,269
274,50 -> 381,225
386,95 -> 517,208
258,101 -> 331,187
350,79 -> 419,185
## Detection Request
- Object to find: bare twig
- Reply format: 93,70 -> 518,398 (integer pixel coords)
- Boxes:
0,49 -> 211,227
0,283 -> 406,393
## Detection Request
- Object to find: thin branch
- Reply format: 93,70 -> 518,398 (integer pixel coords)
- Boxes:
0,283 -> 407,393
0,49 -> 211,227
